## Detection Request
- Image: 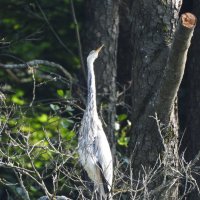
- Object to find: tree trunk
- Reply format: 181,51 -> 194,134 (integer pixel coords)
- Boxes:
129,0 -> 181,170
83,0 -> 120,156
129,0 -> 195,198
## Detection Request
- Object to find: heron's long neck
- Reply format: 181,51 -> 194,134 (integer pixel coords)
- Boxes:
87,61 -> 97,112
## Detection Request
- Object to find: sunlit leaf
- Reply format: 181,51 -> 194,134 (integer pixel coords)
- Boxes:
57,89 -> 64,97
37,114 -> 48,123
66,130 -> 75,140
11,96 -> 25,105
20,125 -> 34,133
118,114 -> 127,122
117,136 -> 129,147
8,119 -> 17,127
35,161 -> 42,168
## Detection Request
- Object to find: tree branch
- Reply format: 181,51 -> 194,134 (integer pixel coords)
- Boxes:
70,0 -> 86,81
0,60 -> 73,81
14,170 -> 31,200
157,13 -> 197,119
36,1 -> 75,57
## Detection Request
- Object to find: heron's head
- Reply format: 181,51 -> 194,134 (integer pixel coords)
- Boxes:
87,45 -> 104,64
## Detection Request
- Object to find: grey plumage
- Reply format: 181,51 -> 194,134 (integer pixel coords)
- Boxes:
78,45 -> 113,200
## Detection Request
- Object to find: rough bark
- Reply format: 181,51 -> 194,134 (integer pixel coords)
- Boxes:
129,0 -> 181,171
83,0 -> 120,156
129,0 -> 195,198
156,13 -> 196,119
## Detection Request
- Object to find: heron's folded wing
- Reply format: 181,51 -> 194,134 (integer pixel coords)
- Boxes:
96,161 -> 110,194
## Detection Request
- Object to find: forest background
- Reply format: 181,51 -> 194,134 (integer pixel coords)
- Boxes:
0,0 -> 200,199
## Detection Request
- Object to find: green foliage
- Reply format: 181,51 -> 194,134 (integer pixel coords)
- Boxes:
11,89 -> 26,105
115,114 -> 130,148
57,89 -> 65,97
117,114 -> 127,122
57,89 -> 72,99
0,0 -> 108,199
0,98 -> 78,198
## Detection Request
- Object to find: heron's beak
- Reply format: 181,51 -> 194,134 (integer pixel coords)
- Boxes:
95,44 -> 104,53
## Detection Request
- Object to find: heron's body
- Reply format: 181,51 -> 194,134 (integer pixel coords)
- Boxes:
78,46 -> 113,199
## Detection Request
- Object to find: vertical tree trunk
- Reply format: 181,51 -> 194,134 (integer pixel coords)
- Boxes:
129,1 -> 196,199
83,0 -> 120,156
129,0 -> 181,171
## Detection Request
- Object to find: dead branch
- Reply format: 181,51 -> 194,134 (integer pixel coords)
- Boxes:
157,13 -> 197,118
0,59 -> 73,81
70,0 -> 86,81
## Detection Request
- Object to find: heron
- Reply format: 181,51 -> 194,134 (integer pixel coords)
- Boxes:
78,45 -> 113,200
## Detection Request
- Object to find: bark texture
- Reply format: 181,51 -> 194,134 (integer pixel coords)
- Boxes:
83,0 -> 120,156
130,0 -> 181,171
129,0 -> 196,198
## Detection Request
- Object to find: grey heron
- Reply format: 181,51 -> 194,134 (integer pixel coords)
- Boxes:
78,45 -> 113,200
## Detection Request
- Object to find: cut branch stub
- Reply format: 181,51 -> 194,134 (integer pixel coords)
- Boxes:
156,12 -> 196,121
181,13 -> 197,29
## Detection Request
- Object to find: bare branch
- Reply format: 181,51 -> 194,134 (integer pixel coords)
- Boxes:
36,1 -> 74,57
14,170 -> 31,200
0,59 -> 73,81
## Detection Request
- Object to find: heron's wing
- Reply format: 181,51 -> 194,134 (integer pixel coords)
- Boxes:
96,160 -> 110,194
92,123 -> 112,189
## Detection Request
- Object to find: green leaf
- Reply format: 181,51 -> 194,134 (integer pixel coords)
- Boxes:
66,105 -> 74,112
60,119 -> 69,128
117,136 -> 129,147
50,104 -> 60,111
11,89 -> 25,105
66,130 -> 75,140
57,89 -> 64,97
60,118 -> 74,128
37,114 -> 48,123
11,96 -> 25,105
20,125 -> 34,133
65,90 -> 71,99
118,114 -> 127,122
8,119 -> 17,127
35,161 -> 42,168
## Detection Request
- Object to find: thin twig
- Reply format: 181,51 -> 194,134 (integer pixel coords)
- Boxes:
29,67 -> 36,107
70,0 -> 86,81
36,1 -> 74,57
14,170 -> 31,200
